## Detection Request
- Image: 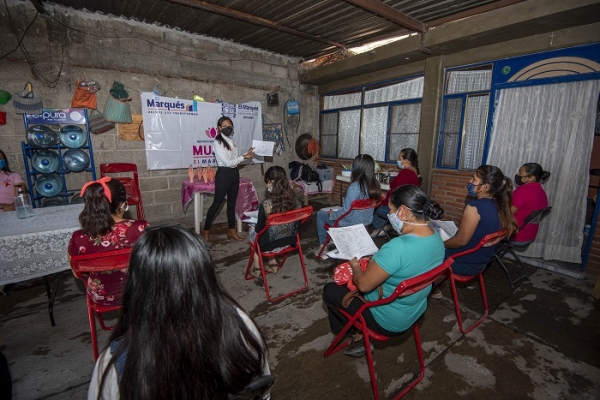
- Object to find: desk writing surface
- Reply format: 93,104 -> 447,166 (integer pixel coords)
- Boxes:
0,204 -> 84,285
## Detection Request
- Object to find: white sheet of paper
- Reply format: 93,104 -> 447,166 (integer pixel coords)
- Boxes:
326,224 -> 379,260
244,210 -> 259,219
429,220 -> 458,241
251,140 -> 275,157
320,206 -> 341,212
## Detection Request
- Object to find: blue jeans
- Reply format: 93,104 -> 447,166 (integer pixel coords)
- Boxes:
451,261 -> 488,276
316,210 -> 332,245
372,205 -> 389,230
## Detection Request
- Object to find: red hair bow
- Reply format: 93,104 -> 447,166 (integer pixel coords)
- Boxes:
80,177 -> 112,202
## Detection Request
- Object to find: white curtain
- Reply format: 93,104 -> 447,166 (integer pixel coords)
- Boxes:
487,79 -> 600,263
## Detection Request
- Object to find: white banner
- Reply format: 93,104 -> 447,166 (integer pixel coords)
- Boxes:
141,93 -> 263,170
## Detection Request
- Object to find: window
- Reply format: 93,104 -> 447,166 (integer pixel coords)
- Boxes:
319,76 -> 423,162
437,65 -> 492,170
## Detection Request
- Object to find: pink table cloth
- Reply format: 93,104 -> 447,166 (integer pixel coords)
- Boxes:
181,177 -> 259,219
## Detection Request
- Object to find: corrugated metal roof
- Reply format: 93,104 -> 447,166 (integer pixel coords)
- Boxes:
40,0 -> 519,59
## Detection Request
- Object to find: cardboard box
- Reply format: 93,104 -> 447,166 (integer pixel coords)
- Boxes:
316,167 -> 333,182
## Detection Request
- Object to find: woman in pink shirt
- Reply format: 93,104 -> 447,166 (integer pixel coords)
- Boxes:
512,163 -> 550,243
0,149 -> 27,212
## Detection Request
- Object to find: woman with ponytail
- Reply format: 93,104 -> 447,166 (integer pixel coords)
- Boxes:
68,177 -> 148,306
442,165 -> 517,278
322,185 -> 445,357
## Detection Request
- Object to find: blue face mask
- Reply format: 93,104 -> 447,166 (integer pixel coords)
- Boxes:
467,182 -> 481,197
397,160 -> 404,169
387,211 -> 404,234
0,160 -> 5,169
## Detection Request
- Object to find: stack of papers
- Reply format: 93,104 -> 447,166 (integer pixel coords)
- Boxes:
243,210 -> 259,224
326,224 -> 379,260
429,220 -> 458,241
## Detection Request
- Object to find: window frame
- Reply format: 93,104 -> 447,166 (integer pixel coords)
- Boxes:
319,75 -> 424,163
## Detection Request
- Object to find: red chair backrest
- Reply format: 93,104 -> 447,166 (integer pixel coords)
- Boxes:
100,163 -> 145,220
333,198 -> 379,227
449,230 -> 507,261
254,206 -> 313,240
70,248 -> 133,283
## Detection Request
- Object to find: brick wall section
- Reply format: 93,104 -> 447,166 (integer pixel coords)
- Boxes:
430,169 -> 471,223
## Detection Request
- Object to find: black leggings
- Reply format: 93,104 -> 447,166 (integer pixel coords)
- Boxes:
204,167 -> 239,230
322,282 -> 403,337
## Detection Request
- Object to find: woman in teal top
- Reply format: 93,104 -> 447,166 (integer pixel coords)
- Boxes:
322,185 -> 445,357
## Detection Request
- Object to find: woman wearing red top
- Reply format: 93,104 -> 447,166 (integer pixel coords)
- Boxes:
512,163 -> 550,243
68,177 -> 148,305
371,148 -> 421,234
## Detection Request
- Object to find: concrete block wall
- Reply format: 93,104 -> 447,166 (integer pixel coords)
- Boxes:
0,1 -> 319,223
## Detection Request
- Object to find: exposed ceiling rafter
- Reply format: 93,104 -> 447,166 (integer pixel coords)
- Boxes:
344,0 -> 426,33
168,0 -> 348,52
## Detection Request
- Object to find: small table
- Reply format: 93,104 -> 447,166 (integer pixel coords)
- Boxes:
0,204 -> 84,326
335,175 -> 390,204
182,177 -> 259,235
291,180 -> 335,205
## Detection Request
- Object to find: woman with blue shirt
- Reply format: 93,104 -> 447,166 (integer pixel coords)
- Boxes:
322,185 -> 445,357
315,154 -> 381,259
443,165 -> 518,276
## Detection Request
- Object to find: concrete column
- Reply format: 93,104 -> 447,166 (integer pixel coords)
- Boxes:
417,55 -> 444,194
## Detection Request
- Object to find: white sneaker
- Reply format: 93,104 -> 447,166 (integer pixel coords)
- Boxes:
314,248 -> 329,260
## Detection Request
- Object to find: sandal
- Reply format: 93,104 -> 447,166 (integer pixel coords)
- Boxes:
265,260 -> 279,274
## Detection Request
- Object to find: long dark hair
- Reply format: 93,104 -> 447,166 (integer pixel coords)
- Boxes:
522,163 -> 551,183
264,166 -> 297,214
350,154 -> 381,200
100,225 -> 267,399
390,185 -> 444,221
476,165 -> 518,238
400,148 -> 422,183
79,179 -> 127,238
215,116 -> 233,151
0,149 -> 12,173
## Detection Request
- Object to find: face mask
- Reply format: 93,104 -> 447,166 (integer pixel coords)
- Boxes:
388,211 -> 404,234
267,185 -> 272,193
221,126 -> 233,137
397,160 -> 404,169
0,160 -> 5,169
514,175 -> 524,186
467,182 -> 480,197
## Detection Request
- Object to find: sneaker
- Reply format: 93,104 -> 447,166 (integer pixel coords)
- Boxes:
344,338 -> 374,358
430,287 -> 442,299
314,248 -> 329,260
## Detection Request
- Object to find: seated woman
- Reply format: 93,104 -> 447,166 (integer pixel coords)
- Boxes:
512,163 -> 550,243
322,185 -> 445,357
316,154 -> 381,259
441,165 -> 518,280
68,177 -> 148,306
248,166 -> 301,278
0,149 -> 27,212
372,148 -> 421,235
88,225 -> 271,399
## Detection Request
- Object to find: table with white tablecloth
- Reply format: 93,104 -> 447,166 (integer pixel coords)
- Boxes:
0,204 -> 84,325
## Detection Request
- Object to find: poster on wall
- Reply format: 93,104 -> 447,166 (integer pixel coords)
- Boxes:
141,93 -> 263,170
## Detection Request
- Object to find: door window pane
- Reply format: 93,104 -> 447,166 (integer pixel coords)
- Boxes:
440,98 -> 463,167
339,109 -> 361,159
388,103 -> 421,159
320,113 -> 338,157
365,77 -> 424,104
323,92 -> 362,110
446,70 -> 492,94
361,106 -> 388,161
459,95 -> 490,170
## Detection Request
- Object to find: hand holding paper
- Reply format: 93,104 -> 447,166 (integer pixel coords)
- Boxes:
326,224 -> 379,260
251,140 -> 275,157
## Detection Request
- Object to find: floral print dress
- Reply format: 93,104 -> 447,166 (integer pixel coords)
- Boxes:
68,220 -> 148,306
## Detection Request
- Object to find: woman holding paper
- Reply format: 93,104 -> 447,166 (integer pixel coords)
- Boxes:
202,116 -> 254,243
442,165 -> 518,276
315,154 -> 381,258
247,166 -> 301,277
322,185 -> 445,357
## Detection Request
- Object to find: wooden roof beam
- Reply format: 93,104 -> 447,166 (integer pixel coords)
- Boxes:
344,0 -> 426,33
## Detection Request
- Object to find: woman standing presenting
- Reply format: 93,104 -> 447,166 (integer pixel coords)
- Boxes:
202,116 -> 254,242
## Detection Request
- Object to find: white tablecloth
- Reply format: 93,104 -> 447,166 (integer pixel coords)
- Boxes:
0,204 -> 84,285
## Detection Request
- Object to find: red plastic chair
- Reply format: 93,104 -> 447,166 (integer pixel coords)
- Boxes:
444,230 -> 507,334
316,198 -> 380,259
100,163 -> 146,221
245,206 -> 313,302
323,258 -> 454,399
69,248 -> 132,360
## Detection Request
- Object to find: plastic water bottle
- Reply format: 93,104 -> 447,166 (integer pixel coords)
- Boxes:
14,187 -> 34,219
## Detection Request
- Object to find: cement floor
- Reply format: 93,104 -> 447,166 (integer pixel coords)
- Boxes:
1,206 -> 600,399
